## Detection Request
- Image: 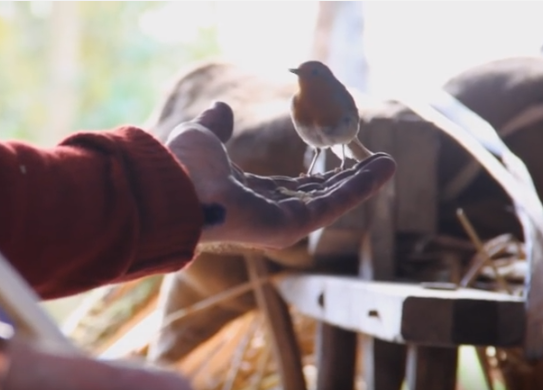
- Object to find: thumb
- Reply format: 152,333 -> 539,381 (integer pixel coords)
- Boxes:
191,101 -> 234,144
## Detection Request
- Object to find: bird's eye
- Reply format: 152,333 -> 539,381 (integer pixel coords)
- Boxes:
311,68 -> 319,76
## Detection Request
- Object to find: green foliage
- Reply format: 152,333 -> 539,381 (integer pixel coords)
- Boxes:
0,2 -> 49,140
0,1 -> 221,142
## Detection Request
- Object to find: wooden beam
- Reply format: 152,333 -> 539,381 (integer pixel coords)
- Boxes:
361,335 -> 406,390
244,254 -> 307,390
359,120 -> 406,390
359,120 -> 396,282
275,274 -> 525,347
406,346 -> 458,390
314,321 -> 358,390
394,122 -> 438,234
393,119 -> 458,390
305,146 -> 360,390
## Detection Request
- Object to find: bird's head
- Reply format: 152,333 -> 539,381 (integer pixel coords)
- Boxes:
289,61 -> 336,91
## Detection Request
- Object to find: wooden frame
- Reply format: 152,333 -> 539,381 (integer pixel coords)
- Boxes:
275,86 -> 543,389
275,275 -> 525,347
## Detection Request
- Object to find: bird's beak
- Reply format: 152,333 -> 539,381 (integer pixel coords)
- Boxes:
288,68 -> 299,75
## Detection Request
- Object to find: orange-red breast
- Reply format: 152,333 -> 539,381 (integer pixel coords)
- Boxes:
289,60 -> 373,175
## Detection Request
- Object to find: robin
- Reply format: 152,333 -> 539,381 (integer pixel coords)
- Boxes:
289,60 -> 373,175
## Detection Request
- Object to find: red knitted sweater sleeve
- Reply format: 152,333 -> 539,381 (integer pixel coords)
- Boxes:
0,126 -> 203,300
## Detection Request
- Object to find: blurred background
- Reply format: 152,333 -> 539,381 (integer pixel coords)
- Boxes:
2,1 -> 543,146
2,2 -> 543,388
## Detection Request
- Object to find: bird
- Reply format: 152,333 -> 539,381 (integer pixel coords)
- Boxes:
289,60 -> 373,175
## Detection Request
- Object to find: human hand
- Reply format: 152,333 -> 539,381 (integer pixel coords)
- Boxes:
3,337 -> 193,390
166,102 -> 396,249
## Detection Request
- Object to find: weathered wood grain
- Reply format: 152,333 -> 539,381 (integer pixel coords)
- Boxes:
406,346 -> 458,390
395,91 -> 543,357
244,254 -> 307,390
276,274 -> 525,347
359,118 -> 407,390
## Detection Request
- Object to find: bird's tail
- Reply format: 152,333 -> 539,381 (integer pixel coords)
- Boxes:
348,137 -> 374,161
331,137 -> 373,162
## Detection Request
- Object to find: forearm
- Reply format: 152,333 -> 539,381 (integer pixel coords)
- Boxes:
0,126 -> 203,299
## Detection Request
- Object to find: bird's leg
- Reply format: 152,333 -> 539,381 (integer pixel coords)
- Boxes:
339,144 -> 347,171
306,148 -> 320,176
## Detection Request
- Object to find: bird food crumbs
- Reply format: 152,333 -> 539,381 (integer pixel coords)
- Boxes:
277,187 -> 314,203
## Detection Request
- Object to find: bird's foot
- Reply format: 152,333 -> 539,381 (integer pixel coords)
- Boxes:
301,167 -> 317,177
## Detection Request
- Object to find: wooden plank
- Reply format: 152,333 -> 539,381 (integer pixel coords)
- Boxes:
244,254 -> 307,390
359,119 -> 406,390
403,251 -> 461,390
306,125 -> 362,390
406,346 -> 458,390
394,122 -> 438,234
359,120 -> 396,282
308,5 -> 393,387
394,118 -> 455,390
362,336 -> 407,390
315,322 -> 358,390
307,147 -> 359,390
275,274 -> 525,347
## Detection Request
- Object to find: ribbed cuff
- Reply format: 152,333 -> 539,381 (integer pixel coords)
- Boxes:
63,126 -> 204,277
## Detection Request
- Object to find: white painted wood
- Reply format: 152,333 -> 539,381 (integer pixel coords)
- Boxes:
275,273 -> 525,347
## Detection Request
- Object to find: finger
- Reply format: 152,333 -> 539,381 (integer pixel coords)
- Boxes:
305,152 -> 393,190
243,169 -> 358,199
230,162 -> 246,183
281,152 -> 392,189
280,155 -> 396,238
166,124 -> 233,183
230,155 -> 396,248
307,155 -> 396,222
292,169 -> 372,200
243,173 -> 327,192
291,166 -> 365,193
296,158 -> 384,196
243,152 -> 392,193
191,101 -> 234,144
296,175 -> 350,196
296,182 -> 324,192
